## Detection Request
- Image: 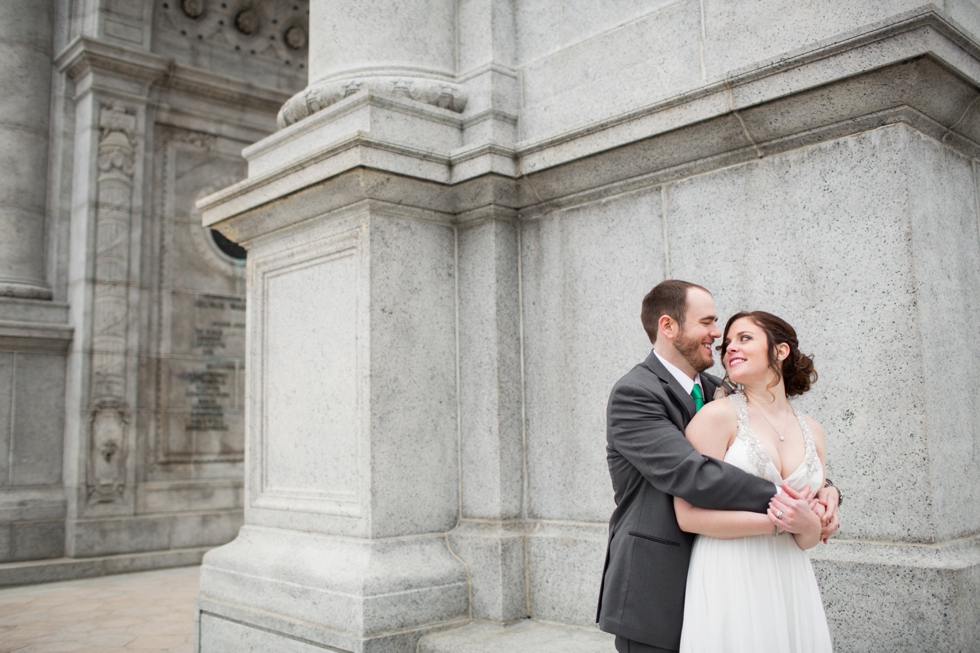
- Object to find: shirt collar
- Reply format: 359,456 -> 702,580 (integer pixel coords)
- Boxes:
654,350 -> 702,395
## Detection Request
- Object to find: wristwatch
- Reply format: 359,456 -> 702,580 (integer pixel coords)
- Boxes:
824,478 -> 843,506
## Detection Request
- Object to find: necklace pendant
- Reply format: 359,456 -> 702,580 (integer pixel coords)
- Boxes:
779,435 -> 785,441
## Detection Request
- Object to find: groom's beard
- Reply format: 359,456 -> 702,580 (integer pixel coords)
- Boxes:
676,329 -> 714,373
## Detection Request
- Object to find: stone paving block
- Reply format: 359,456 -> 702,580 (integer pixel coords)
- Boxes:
0,566 -> 198,652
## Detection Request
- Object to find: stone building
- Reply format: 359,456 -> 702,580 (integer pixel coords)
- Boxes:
4,1 -> 980,653
0,0 -> 308,582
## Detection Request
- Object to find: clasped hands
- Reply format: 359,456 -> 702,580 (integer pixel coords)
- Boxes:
768,483 -> 840,546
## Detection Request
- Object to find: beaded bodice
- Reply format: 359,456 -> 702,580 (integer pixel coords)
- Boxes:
725,392 -> 823,491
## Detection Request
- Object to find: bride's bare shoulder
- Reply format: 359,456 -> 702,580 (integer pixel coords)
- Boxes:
695,395 -> 738,424
687,396 -> 738,452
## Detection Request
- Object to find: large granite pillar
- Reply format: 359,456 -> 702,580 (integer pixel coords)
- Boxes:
0,0 -> 54,300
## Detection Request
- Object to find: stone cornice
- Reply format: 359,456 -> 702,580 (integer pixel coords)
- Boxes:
54,36 -> 290,112
199,7 -> 980,237
0,320 -> 74,353
516,7 -> 980,173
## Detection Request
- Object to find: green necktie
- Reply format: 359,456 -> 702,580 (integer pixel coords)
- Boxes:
691,384 -> 704,413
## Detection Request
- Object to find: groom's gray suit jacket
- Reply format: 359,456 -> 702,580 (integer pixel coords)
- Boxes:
596,350 -> 775,650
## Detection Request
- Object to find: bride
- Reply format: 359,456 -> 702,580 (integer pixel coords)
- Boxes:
674,311 -> 834,653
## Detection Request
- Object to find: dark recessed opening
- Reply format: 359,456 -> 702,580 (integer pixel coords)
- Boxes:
211,230 -> 247,260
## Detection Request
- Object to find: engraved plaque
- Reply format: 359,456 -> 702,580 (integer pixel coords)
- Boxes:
161,293 -> 246,462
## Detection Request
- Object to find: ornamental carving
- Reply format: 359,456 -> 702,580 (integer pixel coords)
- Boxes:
89,404 -> 128,502
277,76 -> 468,128
159,0 -> 309,68
88,102 -> 138,504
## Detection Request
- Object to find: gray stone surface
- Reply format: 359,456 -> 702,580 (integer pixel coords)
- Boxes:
0,353 -> 12,484
308,0 -> 456,83
520,188 -> 660,523
0,547 -> 210,588
449,520 -> 527,622
0,0 -> 53,299
10,353 -> 65,486
9,520 -> 63,562
526,522 -> 607,627
457,218 -> 523,521
200,613 -> 332,653
664,123 -> 969,544
419,619 -> 614,653
812,537 -> 980,652
195,5 -> 980,648
1,1 -> 977,651
151,1 -> 308,93
200,526 -> 468,641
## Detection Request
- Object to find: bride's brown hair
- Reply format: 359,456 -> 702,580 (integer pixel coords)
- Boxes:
719,311 -> 817,397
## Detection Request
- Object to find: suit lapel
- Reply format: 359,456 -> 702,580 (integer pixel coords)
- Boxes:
644,350 -> 697,421
701,374 -> 719,403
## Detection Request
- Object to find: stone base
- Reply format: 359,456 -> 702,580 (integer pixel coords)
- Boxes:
0,547 -> 210,588
196,526 -> 469,653
418,620 -> 614,653
196,599 -> 468,653
811,536 -> 980,653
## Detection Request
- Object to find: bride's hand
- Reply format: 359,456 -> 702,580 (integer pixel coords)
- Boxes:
768,484 -> 822,545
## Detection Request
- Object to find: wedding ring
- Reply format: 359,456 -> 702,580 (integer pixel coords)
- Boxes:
776,510 -> 783,519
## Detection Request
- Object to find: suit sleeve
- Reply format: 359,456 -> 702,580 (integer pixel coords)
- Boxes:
608,380 -> 774,513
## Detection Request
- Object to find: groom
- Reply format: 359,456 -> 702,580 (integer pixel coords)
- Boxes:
595,280 -> 839,652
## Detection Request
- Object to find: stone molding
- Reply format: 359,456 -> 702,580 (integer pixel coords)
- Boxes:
198,526 -> 469,650
247,228 -> 365,523
198,9 -> 980,236
0,320 -> 73,353
0,282 -> 53,301
278,74 -> 468,128
55,36 -> 289,113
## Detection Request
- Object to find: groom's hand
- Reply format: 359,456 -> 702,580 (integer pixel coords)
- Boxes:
816,485 -> 840,542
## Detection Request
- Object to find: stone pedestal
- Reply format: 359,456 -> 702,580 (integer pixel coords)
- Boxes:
196,102 -> 471,651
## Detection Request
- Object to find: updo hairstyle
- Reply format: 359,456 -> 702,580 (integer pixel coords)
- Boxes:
719,311 -> 817,397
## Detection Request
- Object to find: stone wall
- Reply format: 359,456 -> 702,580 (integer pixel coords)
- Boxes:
0,0 -> 308,585
195,2 -> 980,652
2,1 -> 980,652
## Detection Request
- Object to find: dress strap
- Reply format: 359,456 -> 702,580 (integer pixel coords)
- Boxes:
728,393 -> 771,478
729,391 -> 750,428
794,409 -> 823,480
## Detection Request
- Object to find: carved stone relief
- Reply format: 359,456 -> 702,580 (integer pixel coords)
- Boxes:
157,0 -> 309,67
277,76 -> 467,128
88,102 -> 137,503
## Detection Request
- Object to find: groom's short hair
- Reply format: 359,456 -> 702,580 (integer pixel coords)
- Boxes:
642,279 -> 710,344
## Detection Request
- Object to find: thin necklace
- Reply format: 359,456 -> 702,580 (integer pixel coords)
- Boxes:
750,397 -> 792,441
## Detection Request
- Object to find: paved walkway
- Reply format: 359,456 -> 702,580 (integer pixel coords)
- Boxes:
0,566 -> 199,653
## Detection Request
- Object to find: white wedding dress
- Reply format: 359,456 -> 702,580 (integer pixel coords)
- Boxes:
679,392 -> 833,653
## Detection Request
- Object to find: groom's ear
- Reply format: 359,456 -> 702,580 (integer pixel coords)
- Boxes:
658,314 -> 676,341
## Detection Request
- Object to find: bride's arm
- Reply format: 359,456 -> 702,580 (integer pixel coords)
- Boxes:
674,401 -> 774,538
675,496 -> 774,537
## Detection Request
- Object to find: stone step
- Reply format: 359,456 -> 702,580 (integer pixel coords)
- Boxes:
419,619 -> 614,653
0,547 -> 210,588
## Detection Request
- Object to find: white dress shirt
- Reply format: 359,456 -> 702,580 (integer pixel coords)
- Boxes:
654,350 -> 703,398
